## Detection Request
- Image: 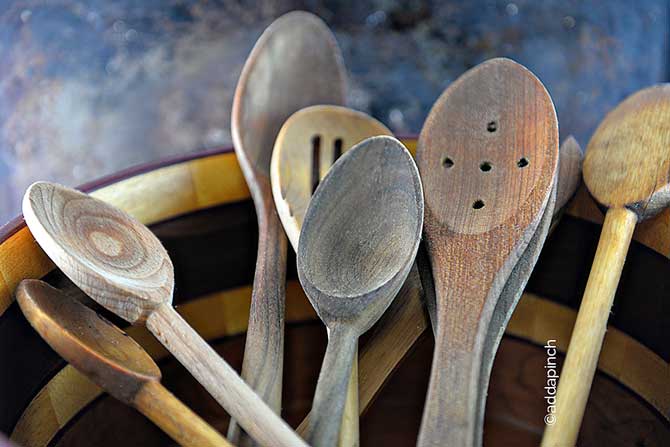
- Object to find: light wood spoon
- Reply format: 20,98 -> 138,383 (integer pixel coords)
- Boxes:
16,279 -> 232,447
229,11 -> 346,444
272,104 -> 391,446
541,85 -> 670,447
416,58 -> 559,446
22,182 -> 307,447
298,136 -> 423,447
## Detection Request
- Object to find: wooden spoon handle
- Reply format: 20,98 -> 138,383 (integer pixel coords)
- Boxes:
339,352 -> 359,447
541,207 -> 637,447
134,380 -> 233,447
305,327 -> 358,447
146,304 -> 306,447
229,206 -> 288,445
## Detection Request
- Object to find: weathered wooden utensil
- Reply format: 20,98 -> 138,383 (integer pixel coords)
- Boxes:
272,104 -> 391,446
16,279 -> 232,447
298,136 -> 423,447
541,85 -> 670,447
230,11 -> 346,445
22,182 -> 307,447
416,58 -> 559,446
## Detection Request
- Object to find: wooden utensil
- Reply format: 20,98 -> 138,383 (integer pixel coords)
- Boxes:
229,11 -> 346,444
272,104 -> 391,446
297,136 -> 423,447
541,85 -> 670,447
416,58 -> 559,446
16,279 -> 232,447
22,182 -> 307,447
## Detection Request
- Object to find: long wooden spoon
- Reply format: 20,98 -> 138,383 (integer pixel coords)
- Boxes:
16,279 -> 232,447
229,11 -> 346,444
541,85 -> 670,447
272,104 -> 391,446
22,182 -> 307,447
298,136 -> 423,447
416,58 -> 559,446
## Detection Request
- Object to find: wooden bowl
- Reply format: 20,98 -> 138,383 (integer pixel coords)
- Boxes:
0,138 -> 668,446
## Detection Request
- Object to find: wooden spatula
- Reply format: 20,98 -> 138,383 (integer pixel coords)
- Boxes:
541,85 -> 670,447
16,279 -> 232,447
416,58 -> 559,446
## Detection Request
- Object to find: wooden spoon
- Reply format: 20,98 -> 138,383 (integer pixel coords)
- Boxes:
541,85 -> 670,447
22,182 -> 307,447
416,58 -> 559,446
272,104 -> 391,446
297,136 -> 423,447
16,279 -> 232,447
230,11 -> 346,444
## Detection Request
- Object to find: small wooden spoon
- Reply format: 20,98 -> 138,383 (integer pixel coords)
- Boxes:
230,11 -> 346,444
272,104 -> 391,446
297,136 -> 423,447
416,58 -> 559,446
22,182 -> 307,447
16,279 -> 232,447
541,85 -> 670,447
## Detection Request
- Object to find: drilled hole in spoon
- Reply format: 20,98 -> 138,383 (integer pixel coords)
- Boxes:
311,135 -> 321,194
473,200 -> 485,210
443,157 -> 454,168
480,162 -> 492,172
333,138 -> 343,163
487,121 -> 497,132
517,157 -> 529,168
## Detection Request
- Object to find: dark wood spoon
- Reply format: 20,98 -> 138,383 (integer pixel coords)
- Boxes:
416,58 -> 559,446
229,11 -> 346,444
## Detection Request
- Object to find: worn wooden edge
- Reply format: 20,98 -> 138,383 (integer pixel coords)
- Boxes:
9,283 -> 668,447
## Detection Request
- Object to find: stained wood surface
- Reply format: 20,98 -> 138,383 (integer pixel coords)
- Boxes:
21,182 -> 307,447
271,104 -> 392,447
229,12 -> 346,443
297,136 -> 423,446
15,279 -> 231,447
542,85 -> 670,447
416,58 -> 559,446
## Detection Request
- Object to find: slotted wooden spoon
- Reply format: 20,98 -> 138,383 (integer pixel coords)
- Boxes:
22,182 -> 307,447
298,136 -> 423,447
16,279 -> 232,447
272,104 -> 391,446
541,85 -> 670,447
229,11 -> 346,444
416,58 -> 559,446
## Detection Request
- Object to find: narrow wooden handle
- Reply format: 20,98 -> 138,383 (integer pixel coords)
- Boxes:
134,380 -> 232,447
338,347 -> 359,447
305,327 -> 358,447
146,304 -> 306,447
541,207 -> 637,446
228,206 -> 288,446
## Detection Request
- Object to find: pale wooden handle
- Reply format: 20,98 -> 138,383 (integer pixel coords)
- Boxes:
541,207 -> 637,447
146,304 -> 306,447
304,327 -> 358,447
338,347 -> 359,447
134,380 -> 232,447
229,207 -> 288,446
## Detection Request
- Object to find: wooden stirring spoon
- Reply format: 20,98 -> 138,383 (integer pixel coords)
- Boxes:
16,279 -> 232,447
22,182 -> 307,447
541,85 -> 670,447
298,136 -> 423,447
229,11 -> 346,444
416,58 -> 559,446
272,104 -> 391,446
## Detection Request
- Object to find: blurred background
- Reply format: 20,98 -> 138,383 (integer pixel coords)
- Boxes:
0,0 -> 667,224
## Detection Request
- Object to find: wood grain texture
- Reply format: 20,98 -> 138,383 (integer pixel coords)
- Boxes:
21,182 -> 307,447
271,104 -> 393,447
416,58 -> 558,447
15,279 -> 231,447
543,85 -> 670,447
555,136 -> 583,211
229,12 -> 346,444
297,136 -> 423,447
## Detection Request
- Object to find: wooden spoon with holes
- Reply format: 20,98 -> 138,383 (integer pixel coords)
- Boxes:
22,182 -> 307,447
541,85 -> 670,447
271,104 -> 392,446
16,279 -> 232,447
229,11 -> 346,445
416,58 -> 559,446
297,136 -> 423,447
